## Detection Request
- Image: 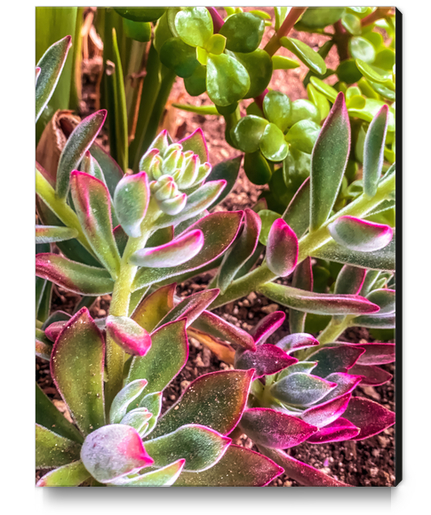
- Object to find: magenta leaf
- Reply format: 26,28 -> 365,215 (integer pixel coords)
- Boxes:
51,308 -> 105,436
218,208 -> 261,293
366,288 -> 395,314
308,345 -> 365,377
334,265 -> 367,295
320,372 -> 362,402
240,408 -> 317,449
36,424 -> 81,469
36,225 -> 78,244
56,110 -> 107,199
36,253 -> 114,295
36,460 -> 91,487
127,319 -> 188,395
289,256 -> 313,333
151,370 -> 254,438
258,446 -> 351,486
106,316 -> 152,357
70,171 -> 121,277
348,364 -> 393,386
328,216 -> 393,252
80,424 -> 154,483
145,424 -> 231,472
363,105 -> 389,198
270,374 -> 337,407
109,459 -> 185,486
109,379 -> 148,424
235,344 -> 297,379
354,343 -> 395,365
191,309 -> 256,350
301,393 -> 352,428
133,211 -> 242,289
157,289 -> 219,328
276,332 -> 319,353
307,418 -> 360,444
343,396 -> 395,440
266,219 -> 299,277
178,128 -> 209,163
131,283 -> 176,332
113,171 -> 150,238
175,444 -> 283,486
130,229 -> 204,268
251,311 -> 285,345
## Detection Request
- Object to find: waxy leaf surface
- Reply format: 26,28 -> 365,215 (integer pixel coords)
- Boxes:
235,344 -> 297,379
106,316 -> 152,356
131,284 -> 176,332
343,396 -> 395,440
301,393 -> 352,428
307,418 -> 360,444
328,216 -> 393,252
266,219 -> 298,277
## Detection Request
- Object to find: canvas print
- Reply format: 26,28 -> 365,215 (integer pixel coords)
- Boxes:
35,6 -> 398,487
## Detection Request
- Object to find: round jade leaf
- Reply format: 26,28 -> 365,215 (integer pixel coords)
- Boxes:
363,31 -> 384,51
115,7 -> 166,22
285,120 -> 320,154
286,99 -> 320,127
259,123 -> 289,162
346,95 -> 366,109
349,37 -> 376,64
206,53 -> 250,106
341,12 -> 361,36
258,210 -> 280,245
299,7 -> 345,28
244,151 -> 272,185
283,147 -> 311,190
123,19 -> 152,42
205,34 -> 226,55
175,7 -> 213,48
184,65 -> 207,96
373,48 -> 395,71
234,49 -> 273,99
280,37 -> 327,75
231,115 -> 268,153
219,12 -> 265,53
160,38 -> 199,78
309,77 -> 338,102
263,91 -> 291,132
336,59 -> 362,84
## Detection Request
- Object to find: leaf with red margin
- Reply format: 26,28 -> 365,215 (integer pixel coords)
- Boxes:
106,316 -> 152,356
80,424 -> 154,483
36,225 -> 78,244
266,219 -> 299,277
251,311 -> 285,345
206,156 -> 242,210
235,345 -> 297,379
175,445 -> 283,486
258,446 -> 351,486
108,459 -> 185,486
352,313 -> 395,329
70,171 -> 121,278
144,424 -> 231,472
36,253 -> 114,295
36,328 -> 52,360
276,332 -> 319,353
344,396 -> 396,440
319,372 -> 362,402
113,171 -> 149,238
217,208 -> 261,293
334,265 -> 367,295
289,256 -> 313,333
349,364 -> 393,386
157,289 -> 219,329
270,374 -> 337,407
282,177 -> 310,237
366,288 -> 395,314
131,283 -> 176,332
133,211 -> 243,289
36,424 -> 81,469
191,309 -> 255,350
36,460 -> 90,487
354,343 -> 395,365
109,379 -> 148,424
51,308 -> 106,435
178,127 -> 209,163
239,408 -> 317,449
126,319 -> 188,395
89,141 -> 124,198
307,418 -> 360,444
328,216 -> 393,252
150,370 -> 254,438
186,327 -> 236,364
363,105 -> 389,198
307,345 -> 365,377
301,392 -> 352,428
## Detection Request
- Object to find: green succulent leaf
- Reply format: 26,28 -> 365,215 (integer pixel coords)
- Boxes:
184,65 -> 207,96
36,424 -> 81,469
131,284 -> 176,332
363,106 -> 389,198
109,459 -> 185,486
160,37 -> 200,78
110,379 -> 148,424
272,55 -> 300,70
157,289 -> 219,328
258,210 -> 280,245
219,12 -> 264,53
123,19 -> 152,42
263,91 -> 291,132
175,7 -> 213,47
287,99 -> 321,127
206,53 -> 250,106
299,7 -> 345,28
114,7 -> 166,22
113,171 -> 149,238
205,156 -> 242,209
282,177 -> 310,237
36,460 -> 91,487
244,150 -> 272,185
234,49 -> 273,99
286,120 -> 321,154
35,225 -> 78,244
281,37 -> 327,75
271,373 -> 336,407
349,37 -> 376,63
341,12 -> 361,36
232,115 -> 269,153
260,123 -> 289,162
309,76 -> 338,102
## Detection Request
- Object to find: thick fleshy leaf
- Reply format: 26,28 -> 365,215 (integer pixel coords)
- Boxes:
151,370 -> 253,438
240,408 -> 317,449
235,49 -> 272,99
35,36 -> 72,122
282,177 -> 310,237
80,424 -> 154,483
131,284 -> 176,332
307,418 -> 360,444
308,346 -> 365,377
175,444 -> 283,486
157,289 -> 219,329
310,93 -> 350,231
206,53 -> 250,106
266,219 -> 298,277
109,379 -> 148,425
175,7 -> 213,47
271,373 -> 336,407
353,313 -> 396,329
36,253 -> 114,295
35,225 -> 78,244
343,396 -> 395,440
178,128 -> 208,164
145,424 -> 230,472
113,172 -> 149,238
89,142 -> 124,199
70,171 -> 121,277
289,256 -> 313,334
160,37 -> 199,78
260,123 -> 289,162
278,362 -> 317,378
218,209 -> 261,293
205,156 -> 241,210
191,310 -> 255,350
363,106 -> 389,198
56,111 -> 107,199
36,383 -> 83,443
320,372 -> 363,402
280,37 -> 327,75
36,424 -> 81,469
186,327 -> 235,364
106,316 -> 152,357
36,460 -> 90,487
276,333 -> 319,353
257,283 -> 380,315
115,7 -> 165,22
219,12 -> 264,53
51,308 -> 105,435
301,393 -> 352,428
235,345 -> 297,379
348,364 -> 393,386
258,446 -> 350,487
130,229 -> 204,268
133,211 -> 242,289
354,343 -> 395,365
328,216 -> 393,252
285,120 -> 321,154
120,408 -> 152,435
109,459 -> 185,486
335,265 -> 367,295
232,115 -> 268,154
367,288 -> 395,314
258,210 -> 280,245
263,90 -> 291,132
251,311 -> 285,345
127,320 -> 188,394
